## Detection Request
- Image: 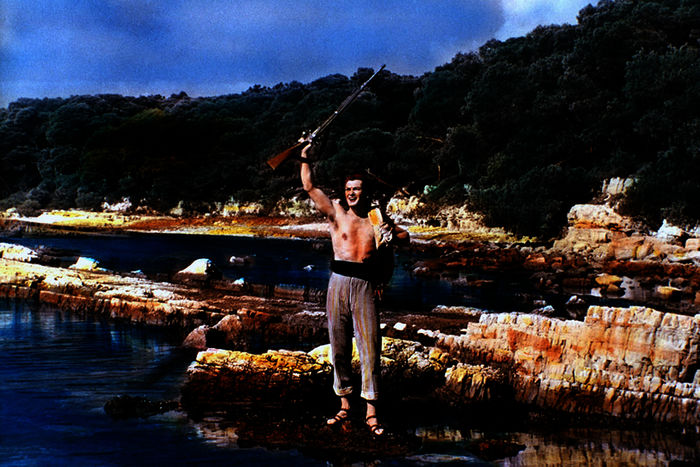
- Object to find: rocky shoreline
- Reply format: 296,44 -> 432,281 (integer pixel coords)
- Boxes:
2,225 -> 700,428
2,198 -> 700,460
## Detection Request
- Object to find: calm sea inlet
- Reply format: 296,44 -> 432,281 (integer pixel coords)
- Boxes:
3,232 -> 487,311
1,233 -> 698,465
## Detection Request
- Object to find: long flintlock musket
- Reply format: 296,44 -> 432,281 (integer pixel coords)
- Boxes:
266,64 -> 386,170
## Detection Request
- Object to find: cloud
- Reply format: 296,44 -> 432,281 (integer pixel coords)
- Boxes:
0,0 -> 594,106
157,1 -> 504,79
496,0 -> 594,39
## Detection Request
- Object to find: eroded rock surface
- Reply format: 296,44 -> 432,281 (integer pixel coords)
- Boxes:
181,337 -> 452,415
182,304 -> 700,429
0,254 -> 325,344
181,348 -> 333,414
4,240 -> 700,430
436,306 -> 700,426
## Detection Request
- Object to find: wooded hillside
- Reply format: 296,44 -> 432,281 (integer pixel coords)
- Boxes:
2,0 -> 699,238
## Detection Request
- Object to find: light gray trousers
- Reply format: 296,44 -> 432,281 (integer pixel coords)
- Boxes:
326,272 -> 381,401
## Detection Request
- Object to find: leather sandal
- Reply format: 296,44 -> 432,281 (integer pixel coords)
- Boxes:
326,408 -> 349,426
365,415 -> 384,436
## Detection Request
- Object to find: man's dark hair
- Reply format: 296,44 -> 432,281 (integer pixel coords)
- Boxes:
344,172 -> 368,186
338,172 -> 374,209
344,173 -> 375,196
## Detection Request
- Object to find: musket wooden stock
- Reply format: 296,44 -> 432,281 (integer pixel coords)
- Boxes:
266,140 -> 306,170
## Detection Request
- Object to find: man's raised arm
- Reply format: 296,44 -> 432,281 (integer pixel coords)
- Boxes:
300,143 -> 335,219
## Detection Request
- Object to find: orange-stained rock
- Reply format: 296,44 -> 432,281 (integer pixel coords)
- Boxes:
607,236 -> 645,260
182,338 -> 453,415
435,306 -> 700,426
181,348 -> 333,415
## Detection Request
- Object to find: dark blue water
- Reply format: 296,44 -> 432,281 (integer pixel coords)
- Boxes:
3,232 -> 464,311
6,231 -> 675,315
2,299 -> 698,466
0,299 -> 322,466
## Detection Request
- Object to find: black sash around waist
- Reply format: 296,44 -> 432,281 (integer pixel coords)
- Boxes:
330,259 -> 373,282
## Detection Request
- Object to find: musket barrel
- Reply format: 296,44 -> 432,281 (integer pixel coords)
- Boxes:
266,64 -> 386,169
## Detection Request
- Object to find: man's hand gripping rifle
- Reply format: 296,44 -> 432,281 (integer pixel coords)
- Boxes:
266,65 -> 386,170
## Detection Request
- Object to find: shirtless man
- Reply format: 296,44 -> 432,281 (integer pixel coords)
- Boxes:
300,142 -> 408,436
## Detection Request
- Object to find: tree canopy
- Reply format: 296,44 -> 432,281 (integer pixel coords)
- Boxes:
2,0 -> 700,238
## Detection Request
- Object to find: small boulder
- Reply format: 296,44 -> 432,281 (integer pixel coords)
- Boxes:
656,285 -> 682,300
595,273 -> 622,287
567,204 -> 629,229
175,258 -> 222,281
656,219 -> 684,242
229,255 -> 253,265
180,258 -> 215,275
686,238 -> 700,251
182,325 -> 210,350
69,257 -> 105,271
0,243 -> 39,262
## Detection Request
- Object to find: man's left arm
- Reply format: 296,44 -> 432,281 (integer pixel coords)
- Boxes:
379,221 -> 409,246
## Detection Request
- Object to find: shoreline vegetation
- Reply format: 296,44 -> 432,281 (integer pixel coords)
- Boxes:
0,205 -> 523,243
3,1 -> 700,241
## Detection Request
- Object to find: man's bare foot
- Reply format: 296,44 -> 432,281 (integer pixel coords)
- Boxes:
365,415 -> 384,436
327,396 -> 351,426
326,408 -> 349,426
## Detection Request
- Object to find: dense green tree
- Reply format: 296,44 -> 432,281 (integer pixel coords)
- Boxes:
2,0 -> 700,237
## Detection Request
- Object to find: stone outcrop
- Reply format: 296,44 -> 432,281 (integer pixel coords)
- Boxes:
567,203 -> 634,230
554,202 -> 700,267
438,363 -> 510,403
4,237 -> 700,430
69,256 -> 106,271
0,242 -> 40,262
182,307 -> 328,351
0,254 -> 325,340
181,337 -> 452,415
181,348 -> 333,414
436,306 -> 700,426
173,257 -> 223,283
1,257 -> 209,327
182,304 -> 700,428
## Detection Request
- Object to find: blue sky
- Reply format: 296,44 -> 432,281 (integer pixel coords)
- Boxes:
0,0 -> 596,107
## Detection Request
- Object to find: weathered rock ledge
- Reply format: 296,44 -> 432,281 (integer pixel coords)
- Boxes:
436,306 -> 700,426
410,201 -> 700,317
3,241 -> 700,428
183,305 -> 700,429
0,254 -> 331,349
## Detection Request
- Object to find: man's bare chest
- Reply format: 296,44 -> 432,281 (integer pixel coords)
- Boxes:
332,216 -> 375,247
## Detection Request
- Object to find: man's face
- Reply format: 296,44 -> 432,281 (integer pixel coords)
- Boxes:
344,179 -> 364,208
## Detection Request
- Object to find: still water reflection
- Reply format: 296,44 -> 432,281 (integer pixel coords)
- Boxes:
0,300 -> 321,466
2,300 -> 698,465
